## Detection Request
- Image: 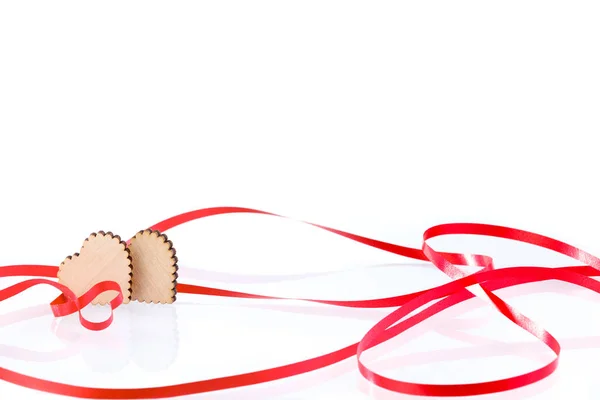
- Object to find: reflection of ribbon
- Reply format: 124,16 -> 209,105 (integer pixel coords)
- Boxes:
0,304 -> 79,362
3,206 -> 600,398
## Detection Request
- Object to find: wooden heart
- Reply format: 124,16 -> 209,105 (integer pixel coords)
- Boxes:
129,229 -> 178,304
58,231 -> 133,305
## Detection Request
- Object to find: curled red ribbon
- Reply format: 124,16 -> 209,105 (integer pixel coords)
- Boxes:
2,206 -> 600,398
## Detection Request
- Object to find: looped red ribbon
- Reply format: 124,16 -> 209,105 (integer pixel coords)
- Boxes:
2,206 -> 600,398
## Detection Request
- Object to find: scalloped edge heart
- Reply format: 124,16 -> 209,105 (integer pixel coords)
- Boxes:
57,231 -> 133,305
129,229 -> 178,304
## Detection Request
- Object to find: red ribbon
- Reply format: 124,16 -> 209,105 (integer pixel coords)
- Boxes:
2,206 -> 600,398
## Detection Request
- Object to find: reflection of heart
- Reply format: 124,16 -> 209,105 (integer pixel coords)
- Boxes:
58,231 -> 132,305
129,229 -> 178,304
129,303 -> 179,371
52,303 -> 179,373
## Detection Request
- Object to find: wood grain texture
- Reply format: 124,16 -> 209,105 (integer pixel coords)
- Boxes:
129,229 -> 178,304
58,231 -> 132,305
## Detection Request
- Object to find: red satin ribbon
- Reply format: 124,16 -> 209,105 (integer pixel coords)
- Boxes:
2,206 -> 600,398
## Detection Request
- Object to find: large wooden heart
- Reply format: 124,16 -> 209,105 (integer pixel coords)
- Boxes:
58,231 -> 132,305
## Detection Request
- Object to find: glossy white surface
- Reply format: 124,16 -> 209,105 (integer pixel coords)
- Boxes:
3,216 -> 600,399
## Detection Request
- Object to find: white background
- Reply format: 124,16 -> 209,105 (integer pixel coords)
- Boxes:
1,1 -> 600,399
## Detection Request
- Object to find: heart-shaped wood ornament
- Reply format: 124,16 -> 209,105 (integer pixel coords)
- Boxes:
58,231 -> 133,305
129,229 -> 178,304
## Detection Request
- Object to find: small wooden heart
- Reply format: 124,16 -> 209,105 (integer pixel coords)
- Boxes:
129,229 -> 178,304
58,231 -> 133,305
